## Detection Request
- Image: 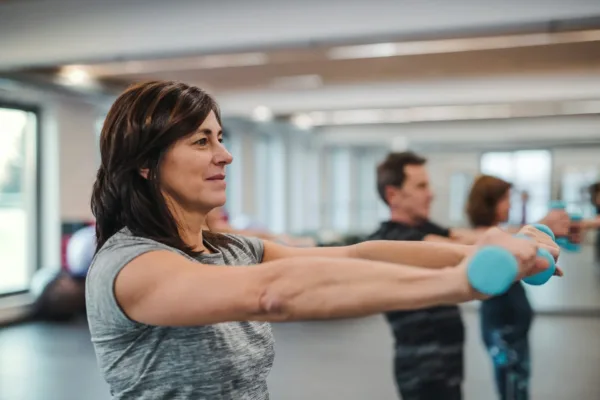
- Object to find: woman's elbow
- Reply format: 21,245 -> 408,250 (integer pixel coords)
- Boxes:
253,261 -> 313,322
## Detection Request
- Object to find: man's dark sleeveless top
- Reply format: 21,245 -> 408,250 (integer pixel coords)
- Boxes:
366,220 -> 465,386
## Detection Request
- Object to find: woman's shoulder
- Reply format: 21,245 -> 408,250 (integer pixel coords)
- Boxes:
203,231 -> 264,264
90,229 -> 177,273
99,228 -> 170,253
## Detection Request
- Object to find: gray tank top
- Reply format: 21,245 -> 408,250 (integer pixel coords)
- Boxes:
85,229 -> 275,399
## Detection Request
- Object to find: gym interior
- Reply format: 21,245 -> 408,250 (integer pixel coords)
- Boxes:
1,1 -> 600,399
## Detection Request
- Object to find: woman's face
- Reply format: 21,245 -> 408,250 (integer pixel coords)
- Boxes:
495,190 -> 511,223
159,111 -> 232,213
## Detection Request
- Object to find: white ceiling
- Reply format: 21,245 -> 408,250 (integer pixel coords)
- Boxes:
2,0 -> 600,144
2,0 -> 600,69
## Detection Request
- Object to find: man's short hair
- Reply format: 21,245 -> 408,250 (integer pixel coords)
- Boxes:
376,151 -> 427,204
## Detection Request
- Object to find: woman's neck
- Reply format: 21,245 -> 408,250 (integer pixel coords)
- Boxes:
170,204 -> 210,253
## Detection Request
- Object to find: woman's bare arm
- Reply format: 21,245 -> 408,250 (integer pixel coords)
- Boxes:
262,240 -> 472,270
115,228 -> 551,327
114,250 -> 471,327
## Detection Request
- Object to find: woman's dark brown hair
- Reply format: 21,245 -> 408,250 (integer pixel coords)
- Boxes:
91,80 -> 221,255
466,175 -> 512,228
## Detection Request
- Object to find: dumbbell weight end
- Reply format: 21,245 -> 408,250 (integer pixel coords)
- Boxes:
466,246 -> 519,296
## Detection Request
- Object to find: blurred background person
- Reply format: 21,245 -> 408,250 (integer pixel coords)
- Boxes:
466,175 -> 533,400
366,151 -> 467,399
206,207 -> 316,247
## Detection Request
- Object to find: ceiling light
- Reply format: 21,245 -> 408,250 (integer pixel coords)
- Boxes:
327,29 -> 600,60
327,43 -> 398,59
81,52 -> 269,76
291,114 -> 314,130
199,52 -> 268,69
300,100 -> 600,126
561,100 -> 600,115
270,75 -> 323,89
330,109 -> 384,125
252,106 -> 273,122
59,65 -> 93,86
306,111 -> 327,125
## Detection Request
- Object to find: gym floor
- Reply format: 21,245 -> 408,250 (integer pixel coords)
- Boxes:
1,249 -> 599,400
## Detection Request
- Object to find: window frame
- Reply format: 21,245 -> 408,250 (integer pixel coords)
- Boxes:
0,100 -> 42,299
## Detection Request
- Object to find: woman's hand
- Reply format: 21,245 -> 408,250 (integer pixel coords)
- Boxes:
538,209 -> 570,237
516,224 -> 563,276
457,227 -> 558,299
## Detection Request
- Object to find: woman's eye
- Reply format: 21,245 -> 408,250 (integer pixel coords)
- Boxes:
195,138 -> 208,146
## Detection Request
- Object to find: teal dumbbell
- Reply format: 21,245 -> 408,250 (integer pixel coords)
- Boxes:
518,223 -> 557,286
467,224 -> 557,295
467,247 -> 519,296
522,247 -> 556,285
531,223 -> 555,241
549,201 -> 581,252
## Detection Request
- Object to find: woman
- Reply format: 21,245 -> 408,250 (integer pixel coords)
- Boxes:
206,206 -> 316,247
466,175 -> 533,400
87,81 -> 557,399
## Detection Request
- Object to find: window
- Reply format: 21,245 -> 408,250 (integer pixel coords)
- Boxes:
561,167 -> 599,218
254,133 -> 287,233
269,135 -> 286,233
222,132 -> 243,222
328,148 -> 352,232
356,149 -> 388,233
0,106 -> 38,295
449,172 -> 473,224
288,139 -> 319,235
480,150 -> 552,224
303,146 -> 321,233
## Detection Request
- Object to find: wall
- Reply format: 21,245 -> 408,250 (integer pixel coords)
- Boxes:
424,151 -> 481,226
57,98 -> 98,222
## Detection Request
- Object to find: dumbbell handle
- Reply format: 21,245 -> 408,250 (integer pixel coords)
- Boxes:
549,201 -> 582,251
467,224 -> 556,295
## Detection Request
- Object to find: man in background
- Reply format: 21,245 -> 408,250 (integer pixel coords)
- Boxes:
366,151 -> 569,400
366,152 -> 466,400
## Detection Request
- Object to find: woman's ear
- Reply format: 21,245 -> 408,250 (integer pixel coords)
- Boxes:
139,168 -> 149,179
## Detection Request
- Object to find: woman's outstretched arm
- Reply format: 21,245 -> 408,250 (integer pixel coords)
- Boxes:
113,228 -> 549,327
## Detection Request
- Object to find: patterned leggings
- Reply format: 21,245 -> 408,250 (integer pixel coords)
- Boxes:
484,329 -> 531,400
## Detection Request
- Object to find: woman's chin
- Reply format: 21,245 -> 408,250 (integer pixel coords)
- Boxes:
211,195 -> 227,208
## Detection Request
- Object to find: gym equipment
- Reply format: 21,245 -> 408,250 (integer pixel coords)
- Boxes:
467,246 -> 519,296
66,225 -> 96,278
516,224 -> 557,286
31,268 -> 86,322
522,248 -> 555,286
531,223 -> 555,241
550,201 -> 581,252
467,225 -> 556,295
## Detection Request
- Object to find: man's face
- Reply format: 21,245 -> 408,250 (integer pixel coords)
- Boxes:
386,164 -> 434,221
